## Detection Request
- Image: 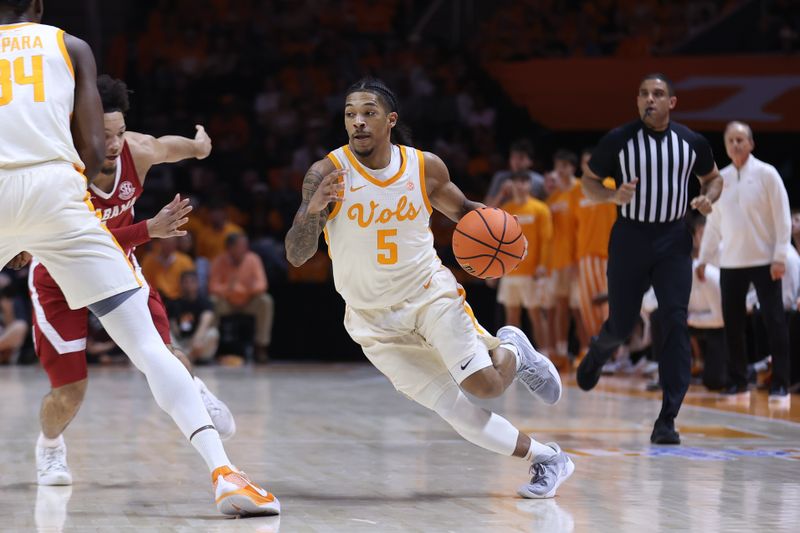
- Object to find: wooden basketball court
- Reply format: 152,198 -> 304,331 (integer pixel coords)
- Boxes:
1,364 -> 798,531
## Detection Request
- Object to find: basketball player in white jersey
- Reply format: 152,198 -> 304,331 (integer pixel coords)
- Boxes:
0,1 -> 277,515
30,75 -> 236,487
286,78 -> 574,498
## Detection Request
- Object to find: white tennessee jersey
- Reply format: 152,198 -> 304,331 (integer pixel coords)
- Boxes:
0,22 -> 82,170
324,144 -> 440,309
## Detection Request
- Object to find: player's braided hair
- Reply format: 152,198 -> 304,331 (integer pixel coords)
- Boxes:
346,77 -> 413,146
0,0 -> 32,14
97,74 -> 130,114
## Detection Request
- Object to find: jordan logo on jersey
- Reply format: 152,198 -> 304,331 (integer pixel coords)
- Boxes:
118,181 -> 136,201
347,195 -> 422,228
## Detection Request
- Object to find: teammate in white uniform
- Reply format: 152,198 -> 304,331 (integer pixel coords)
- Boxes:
0,1 -> 277,516
286,78 -> 574,498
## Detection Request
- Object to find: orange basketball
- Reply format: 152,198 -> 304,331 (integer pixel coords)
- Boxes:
452,207 -> 526,279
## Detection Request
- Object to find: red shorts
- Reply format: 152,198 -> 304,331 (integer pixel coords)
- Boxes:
30,261 -> 171,388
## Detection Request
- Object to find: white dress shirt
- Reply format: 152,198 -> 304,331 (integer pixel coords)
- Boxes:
699,155 -> 792,268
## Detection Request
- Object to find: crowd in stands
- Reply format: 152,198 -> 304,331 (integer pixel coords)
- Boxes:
0,2 -> 798,398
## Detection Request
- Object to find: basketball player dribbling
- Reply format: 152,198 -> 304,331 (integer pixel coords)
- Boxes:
30,75 -> 236,487
286,78 -> 575,498
0,1 -> 277,515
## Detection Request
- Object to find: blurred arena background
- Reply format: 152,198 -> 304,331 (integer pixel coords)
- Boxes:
2,0 -> 799,364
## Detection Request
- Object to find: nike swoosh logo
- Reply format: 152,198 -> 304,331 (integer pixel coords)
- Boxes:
350,184 -> 367,192
423,278 -> 432,289
460,357 -> 475,370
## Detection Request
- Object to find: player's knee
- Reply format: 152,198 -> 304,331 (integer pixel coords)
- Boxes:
459,369 -> 504,399
432,388 -> 487,440
51,378 -> 88,409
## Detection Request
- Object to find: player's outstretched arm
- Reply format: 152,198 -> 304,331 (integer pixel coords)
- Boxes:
126,126 -> 212,181
65,34 -> 104,180
285,158 -> 344,267
424,152 -> 484,222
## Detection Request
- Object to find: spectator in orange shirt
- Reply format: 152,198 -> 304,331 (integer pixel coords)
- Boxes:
195,202 -> 244,260
575,148 -> 617,340
544,150 -> 583,365
488,171 -> 553,348
209,233 -> 273,362
140,238 -> 196,301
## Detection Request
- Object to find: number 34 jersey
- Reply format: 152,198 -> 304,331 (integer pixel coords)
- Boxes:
324,144 -> 440,310
0,22 -> 82,170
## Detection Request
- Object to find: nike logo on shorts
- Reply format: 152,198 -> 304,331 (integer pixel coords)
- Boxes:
460,357 -> 475,370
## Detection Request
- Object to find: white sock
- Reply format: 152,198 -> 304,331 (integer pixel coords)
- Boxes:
38,433 -> 64,448
96,288 -> 230,472
191,428 -> 230,471
500,343 -> 521,371
525,439 -> 557,462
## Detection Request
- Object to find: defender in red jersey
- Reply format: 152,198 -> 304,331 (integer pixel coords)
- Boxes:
31,76 -> 236,487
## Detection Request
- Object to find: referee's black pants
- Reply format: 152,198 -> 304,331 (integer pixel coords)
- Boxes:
720,265 -> 790,390
590,218 -> 693,425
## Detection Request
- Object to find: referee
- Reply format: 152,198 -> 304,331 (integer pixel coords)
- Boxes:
576,73 -> 723,445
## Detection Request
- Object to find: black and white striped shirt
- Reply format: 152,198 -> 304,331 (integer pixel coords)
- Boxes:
589,120 -> 715,223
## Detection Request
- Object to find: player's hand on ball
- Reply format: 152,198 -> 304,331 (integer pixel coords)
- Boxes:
194,125 -> 212,160
690,194 -> 713,215
147,194 -> 193,238
308,169 -> 346,214
5,251 -> 31,270
613,177 -> 638,205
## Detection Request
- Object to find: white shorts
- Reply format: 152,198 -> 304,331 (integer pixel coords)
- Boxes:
344,267 -> 500,407
0,162 -> 141,309
497,275 -> 536,309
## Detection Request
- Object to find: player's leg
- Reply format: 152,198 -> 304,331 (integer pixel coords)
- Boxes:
418,270 -> 562,404
243,293 -> 274,361
538,276 -> 557,357
497,276 -> 522,327
29,262 -> 90,485
577,222 -> 652,391
552,267 -> 573,361
420,378 -> 574,499
650,231 -> 692,444
28,169 -> 277,515
345,309 -> 573,499
147,282 -> 236,439
530,278 -> 551,352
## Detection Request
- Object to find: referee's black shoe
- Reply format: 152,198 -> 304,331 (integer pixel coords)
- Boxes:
576,349 -> 605,391
650,419 -> 680,445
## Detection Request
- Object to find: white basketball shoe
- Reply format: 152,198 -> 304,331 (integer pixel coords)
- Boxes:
213,465 -> 281,516
498,326 -> 563,404
36,434 -> 72,486
518,443 -> 575,499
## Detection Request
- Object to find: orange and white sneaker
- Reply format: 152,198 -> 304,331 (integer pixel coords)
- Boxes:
213,465 -> 280,516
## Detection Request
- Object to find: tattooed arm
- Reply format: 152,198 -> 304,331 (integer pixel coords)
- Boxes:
424,152 -> 484,222
285,159 -> 345,267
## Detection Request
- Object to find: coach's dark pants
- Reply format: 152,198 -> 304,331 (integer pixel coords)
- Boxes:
590,218 -> 693,425
720,265 -> 790,389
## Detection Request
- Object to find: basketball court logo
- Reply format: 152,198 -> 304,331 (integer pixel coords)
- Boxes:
118,181 -> 136,201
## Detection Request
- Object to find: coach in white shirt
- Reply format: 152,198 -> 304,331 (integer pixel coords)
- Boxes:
696,121 -> 792,401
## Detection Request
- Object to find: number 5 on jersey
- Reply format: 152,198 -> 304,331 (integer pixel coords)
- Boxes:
0,55 -> 45,106
377,229 -> 397,265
